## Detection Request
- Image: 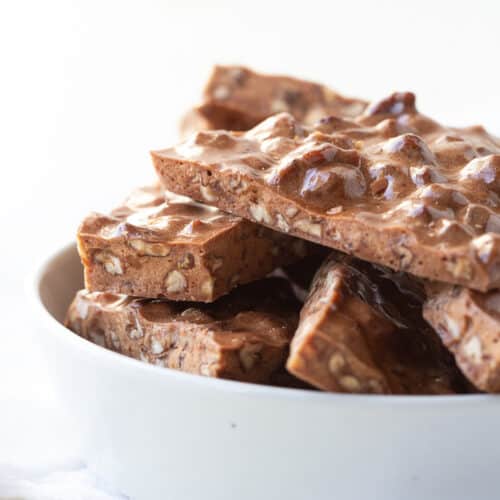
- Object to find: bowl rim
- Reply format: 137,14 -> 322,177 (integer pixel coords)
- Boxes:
28,241 -> 498,406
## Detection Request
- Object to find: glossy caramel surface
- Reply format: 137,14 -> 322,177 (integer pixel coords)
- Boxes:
80,185 -> 242,244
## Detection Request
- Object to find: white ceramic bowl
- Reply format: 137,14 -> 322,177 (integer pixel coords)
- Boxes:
31,243 -> 500,500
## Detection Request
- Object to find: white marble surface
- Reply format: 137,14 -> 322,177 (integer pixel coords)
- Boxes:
0,462 -> 127,500
0,0 -> 499,497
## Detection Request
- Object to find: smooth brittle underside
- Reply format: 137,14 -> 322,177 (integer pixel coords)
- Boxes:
287,253 -> 468,395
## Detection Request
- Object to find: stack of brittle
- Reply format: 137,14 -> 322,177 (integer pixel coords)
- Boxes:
66,66 -> 500,394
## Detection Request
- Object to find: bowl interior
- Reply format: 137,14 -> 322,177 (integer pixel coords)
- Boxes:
38,244 -> 84,323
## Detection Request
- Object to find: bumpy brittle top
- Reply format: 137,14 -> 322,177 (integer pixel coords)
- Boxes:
192,65 -> 367,131
69,277 -> 300,349
80,185 -> 243,245
156,92 -> 500,290
288,253 -> 467,394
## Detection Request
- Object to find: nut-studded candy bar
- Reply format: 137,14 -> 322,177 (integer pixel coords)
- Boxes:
153,94 -> 500,291
65,278 -> 301,384
77,185 -> 309,302
286,253 -> 468,394
180,65 -> 367,135
424,283 -> 500,392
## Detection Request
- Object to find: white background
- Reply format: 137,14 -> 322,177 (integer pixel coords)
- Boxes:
1,0 -> 499,476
